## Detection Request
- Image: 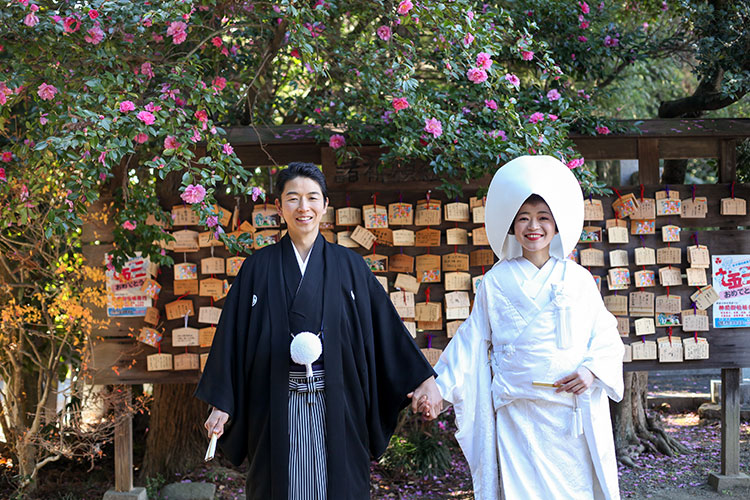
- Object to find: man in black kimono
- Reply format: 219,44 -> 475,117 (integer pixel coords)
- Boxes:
195,162 -> 439,499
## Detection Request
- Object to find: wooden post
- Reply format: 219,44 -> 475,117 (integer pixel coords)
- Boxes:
114,385 -> 134,492
719,139 -> 737,184
720,368 -> 740,476
637,138 -> 660,184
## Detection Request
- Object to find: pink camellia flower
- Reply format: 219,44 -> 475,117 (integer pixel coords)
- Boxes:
504,73 -> 520,87
89,9 -> 99,20
119,101 -> 135,113
163,135 -> 181,150
328,134 -> 346,149
206,215 -> 219,228
578,35 -> 588,42
195,109 -> 208,122
484,99 -> 498,110
529,112 -> 545,124
167,21 -> 188,44
0,167 -> 5,182
521,50 -> 534,61
212,76 -> 227,91
548,114 -> 558,121
23,12 -> 39,27
141,62 -> 155,79
152,33 -> 164,43
392,97 -> 409,111
604,35 -> 619,47
397,0 -> 413,15
579,1 -> 590,14
190,128 -> 201,142
19,0 -> 29,6
661,1 -> 668,10
290,48 -> 300,59
98,150 -> 108,165
251,186 -> 264,202
580,20 -> 590,29
173,30 -> 187,44
39,113 -> 48,125
37,83 -> 57,100
211,36 -> 223,47
467,67 -> 488,84
84,24 -> 105,44
476,52 -> 493,69
463,33 -> 474,46
424,117 -> 443,138
63,17 -> 80,33
134,133 -> 149,144
136,111 -> 155,125
181,184 -> 206,204
222,143 -> 234,155
145,102 -> 162,113
1,151 -> 12,162
122,220 -> 137,231
377,25 -> 392,41
596,125 -> 611,135
567,157 -> 585,169
547,88 -> 561,101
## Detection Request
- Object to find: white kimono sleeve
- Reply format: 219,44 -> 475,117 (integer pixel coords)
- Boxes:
434,280 -> 500,500
579,278 -> 625,403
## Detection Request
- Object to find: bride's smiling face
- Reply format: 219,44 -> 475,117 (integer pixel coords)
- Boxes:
512,198 -> 557,255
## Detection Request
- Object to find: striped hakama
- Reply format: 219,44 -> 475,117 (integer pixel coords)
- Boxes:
288,369 -> 327,500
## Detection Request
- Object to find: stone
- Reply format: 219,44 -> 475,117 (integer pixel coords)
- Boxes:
102,487 -> 147,500
698,402 -> 750,421
160,481 -> 216,500
708,472 -> 750,491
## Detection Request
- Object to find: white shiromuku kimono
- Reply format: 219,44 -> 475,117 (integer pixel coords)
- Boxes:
435,255 -> 624,500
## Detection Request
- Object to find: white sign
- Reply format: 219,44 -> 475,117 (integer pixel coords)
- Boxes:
105,254 -> 152,317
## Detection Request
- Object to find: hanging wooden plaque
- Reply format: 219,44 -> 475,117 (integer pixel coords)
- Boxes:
174,279 -> 198,296
634,247 -> 656,266
372,228 -> 394,247
321,229 -> 336,243
658,267 -> 682,287
320,207 -> 336,229
418,318 -> 443,332
447,320 -> 463,338
200,230 -> 225,248
616,317 -> 630,336
416,254 -> 441,283
350,225 -> 376,250
200,353 -> 209,372
604,295 -> 628,316
415,199 -> 442,226
201,257 -> 225,275
623,344 -> 633,363
447,227 -> 469,246
165,299 -> 194,320
686,267 -> 708,287
580,226 -> 602,243
469,196 -> 485,209
657,337 -> 683,363
415,302 -> 441,322
172,205 -> 200,226
336,207 -> 362,226
472,274 -> 484,294
420,347 -> 443,364
174,262 -> 198,280
657,246 -> 681,265
470,249 -> 495,267
211,204 -> 232,227
568,248 -> 579,264
415,228 -> 441,247
138,327 -> 163,348
471,227 -> 489,246
199,326 -> 216,347
687,245 -> 710,268
655,190 -> 681,216
472,206 -> 486,224
390,291 -> 415,319
199,278 -> 224,298
631,219 -> 655,235
634,270 -> 656,288
226,256 -> 245,277
336,231 -> 358,248
444,202 -> 470,222
363,204 -> 389,229
146,213 -> 170,228
147,353 -> 173,371
720,197 -> 746,216
607,226 -> 629,244
655,312 -> 681,327
254,230 -> 280,249
375,276 -> 388,292
445,291 -> 471,320
629,291 -> 654,317
612,193 -> 639,218
442,253 -> 469,272
388,203 -> 413,225
580,248 -> 605,267
661,225 -> 681,243
198,306 -> 222,324
682,309 -> 709,332
392,229 -> 416,246
690,285 -> 719,310
607,268 -> 631,290
394,273 -> 420,294
583,199 -> 604,221
609,250 -> 629,268
681,197 -> 708,218
632,340 -> 657,360
252,207 -> 281,229
445,272 -> 472,291
140,278 -> 161,300
634,317 -> 656,336
631,198 -> 656,220
174,353 -> 200,371
390,253 -> 415,274
173,230 -> 200,252
683,337 -> 709,360
363,254 -> 389,273
172,326 -> 200,347
592,275 -> 602,292
144,307 -> 160,326
655,295 -> 682,314
403,321 -> 417,339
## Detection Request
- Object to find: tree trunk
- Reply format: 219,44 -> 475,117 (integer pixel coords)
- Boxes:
139,384 -> 208,479
612,372 -> 689,466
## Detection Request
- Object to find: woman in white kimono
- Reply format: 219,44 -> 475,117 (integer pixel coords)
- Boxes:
414,155 -> 624,500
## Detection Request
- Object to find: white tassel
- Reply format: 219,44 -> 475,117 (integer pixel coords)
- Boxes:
552,284 -> 572,349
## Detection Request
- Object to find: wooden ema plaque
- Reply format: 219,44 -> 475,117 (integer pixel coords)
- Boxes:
416,254 -> 441,283
336,207 -> 362,226
138,327 -> 163,348
254,230 -> 280,249
583,199 -> 604,221
471,227 -> 489,246
720,197 -> 746,215
690,285 -> 719,310
604,295 -> 628,316
580,248 -> 604,267
226,256 -> 245,277
375,276 -> 388,292
395,273 -> 420,294
363,254 -> 388,273
403,321 -> 417,338
390,291 -> 415,318
388,202 -> 413,225
415,228 -> 441,247
683,337 -> 709,360
198,306 -> 222,325
372,228 -> 394,247
632,340 -> 657,360
612,193 -> 639,218
616,317 -> 630,336
201,257 -> 225,275
445,291 -> 470,320
447,320 -> 463,338
634,247 -> 656,266
146,213 -> 169,228
444,202 -> 470,222
421,347 -> 442,366
634,318 -> 656,336
392,229 -> 415,246
681,197 -> 708,218
320,207 -> 335,229
252,207 -> 281,228
609,249 -> 629,267
363,204 -> 389,229
199,326 -> 216,347
174,353 -> 200,371
443,253 -> 469,272
472,274 -> 484,294
140,278 -> 161,299
199,231 -> 224,248
607,268 -> 631,290
656,295 -> 681,315
172,230 -> 200,252
631,220 -> 655,235
172,327 -> 200,347
606,220 -> 629,244
199,278 -> 224,298
470,249 -> 494,267
447,227 -> 469,246
687,267 -> 708,287
174,279 -> 198,296
623,344 -> 633,363
349,226 -> 376,249
418,316 -> 443,332
389,253 -> 414,274
144,307 -> 160,326
174,262 -> 198,280
631,198 -> 656,220
662,225 -> 681,243
445,272 -> 471,291
687,245 -> 710,268
580,226 -> 602,243
682,309 -> 709,332
321,230 -> 336,243
415,302 -> 441,322
165,299 -> 194,320
472,206 -> 485,224
415,199 -> 441,226
336,231 -> 358,248
657,246 -> 681,265
147,353 -> 173,371
658,267 -> 682,287
629,291 -> 654,317
658,337 -> 683,363
172,205 -> 200,226
655,190 -> 681,216
634,270 -> 656,288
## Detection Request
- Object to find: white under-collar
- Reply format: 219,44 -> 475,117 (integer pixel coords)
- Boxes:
291,241 -> 311,277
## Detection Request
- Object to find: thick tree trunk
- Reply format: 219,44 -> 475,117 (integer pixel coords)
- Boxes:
612,372 -> 689,466
139,384 -> 208,479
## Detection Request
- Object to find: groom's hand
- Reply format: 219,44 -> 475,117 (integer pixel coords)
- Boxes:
407,376 -> 442,420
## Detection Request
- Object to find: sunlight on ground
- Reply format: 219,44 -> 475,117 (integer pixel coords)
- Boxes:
665,413 -> 701,427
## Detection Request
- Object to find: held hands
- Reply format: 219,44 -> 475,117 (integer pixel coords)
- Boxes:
204,407 -> 229,439
407,376 -> 443,421
554,367 -> 595,395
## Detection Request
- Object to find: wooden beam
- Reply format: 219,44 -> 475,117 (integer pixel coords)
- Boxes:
720,368 -> 741,476
719,139 -> 738,183
637,139 -> 660,184
114,386 -> 134,492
